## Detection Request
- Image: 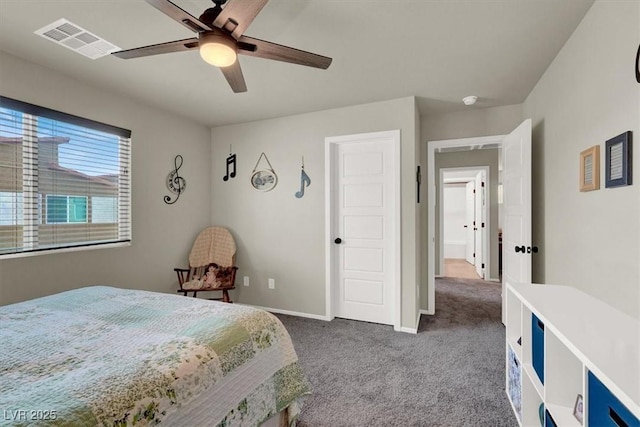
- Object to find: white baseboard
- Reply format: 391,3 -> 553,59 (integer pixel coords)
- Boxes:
238,303 -> 330,321
398,310 -> 423,334
420,309 -> 433,316
243,303 -> 426,334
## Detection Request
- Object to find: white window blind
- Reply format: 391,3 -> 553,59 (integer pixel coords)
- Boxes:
0,96 -> 131,257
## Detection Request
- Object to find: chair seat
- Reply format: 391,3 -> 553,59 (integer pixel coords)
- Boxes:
199,285 -> 235,292
177,286 -> 235,303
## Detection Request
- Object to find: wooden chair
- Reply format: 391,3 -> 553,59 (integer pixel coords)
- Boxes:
174,226 -> 238,303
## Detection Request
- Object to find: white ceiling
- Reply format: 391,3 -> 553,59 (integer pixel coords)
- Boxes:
0,0 -> 594,128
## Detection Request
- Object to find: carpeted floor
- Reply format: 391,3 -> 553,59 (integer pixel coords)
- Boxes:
276,277 -> 517,427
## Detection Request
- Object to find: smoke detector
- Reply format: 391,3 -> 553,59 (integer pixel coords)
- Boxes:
462,96 -> 478,106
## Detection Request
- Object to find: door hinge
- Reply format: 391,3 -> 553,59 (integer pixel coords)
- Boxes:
473,189 -> 476,194
482,222 -> 485,228
482,263 -> 485,268
481,182 -> 485,187
473,252 -> 476,258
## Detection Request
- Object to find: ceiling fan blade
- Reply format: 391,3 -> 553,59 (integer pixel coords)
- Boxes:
213,0 -> 269,39
144,0 -> 212,33
112,38 -> 199,59
238,36 -> 332,69
220,61 -> 248,93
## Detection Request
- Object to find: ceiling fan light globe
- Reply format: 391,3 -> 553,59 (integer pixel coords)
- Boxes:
199,34 -> 237,67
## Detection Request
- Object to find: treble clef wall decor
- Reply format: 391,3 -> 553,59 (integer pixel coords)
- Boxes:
164,155 -> 186,205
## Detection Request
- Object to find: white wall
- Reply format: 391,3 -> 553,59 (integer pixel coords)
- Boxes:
0,51 -> 213,305
210,97 -> 420,328
443,183 -> 467,258
523,0 -> 640,319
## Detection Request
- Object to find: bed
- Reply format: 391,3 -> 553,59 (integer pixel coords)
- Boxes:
0,286 -> 309,426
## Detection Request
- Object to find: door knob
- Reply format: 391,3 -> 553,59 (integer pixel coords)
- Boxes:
515,245 -> 526,253
334,238 -> 342,244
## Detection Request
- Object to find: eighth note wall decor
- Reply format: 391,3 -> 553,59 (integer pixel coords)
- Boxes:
223,145 -> 237,182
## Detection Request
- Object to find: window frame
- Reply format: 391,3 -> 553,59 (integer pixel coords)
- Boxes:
0,96 -> 132,258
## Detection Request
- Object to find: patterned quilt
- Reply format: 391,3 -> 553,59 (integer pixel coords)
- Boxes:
0,286 -> 309,426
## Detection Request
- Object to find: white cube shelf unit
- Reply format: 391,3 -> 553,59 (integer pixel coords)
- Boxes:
505,282 -> 639,427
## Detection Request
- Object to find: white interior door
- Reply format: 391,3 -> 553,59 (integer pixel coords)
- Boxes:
502,119 -> 532,323
475,171 -> 485,278
326,131 -> 400,327
465,181 -> 475,264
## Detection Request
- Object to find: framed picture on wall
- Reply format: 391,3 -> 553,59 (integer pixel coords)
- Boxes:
579,145 -> 600,192
605,131 -> 632,188
573,394 -> 584,424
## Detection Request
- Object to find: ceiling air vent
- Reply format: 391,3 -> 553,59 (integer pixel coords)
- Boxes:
34,18 -> 120,60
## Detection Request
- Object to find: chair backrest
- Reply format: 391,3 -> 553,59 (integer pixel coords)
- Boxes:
188,226 -> 236,268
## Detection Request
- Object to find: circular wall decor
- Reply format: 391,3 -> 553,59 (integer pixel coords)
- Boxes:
167,169 -> 187,194
250,152 -> 278,192
251,169 -> 277,192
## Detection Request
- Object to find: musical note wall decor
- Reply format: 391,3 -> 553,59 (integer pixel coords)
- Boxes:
295,156 -> 311,198
251,152 -> 278,192
636,44 -> 640,83
223,145 -> 237,181
164,155 -> 186,205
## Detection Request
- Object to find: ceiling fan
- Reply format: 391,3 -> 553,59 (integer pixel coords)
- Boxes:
112,0 -> 332,93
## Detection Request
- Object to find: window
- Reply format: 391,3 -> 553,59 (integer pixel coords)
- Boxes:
0,192 -> 23,225
91,196 -> 118,224
45,195 -> 88,224
0,96 -> 131,257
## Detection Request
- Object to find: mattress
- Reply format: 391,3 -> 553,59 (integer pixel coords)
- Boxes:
0,286 -> 309,426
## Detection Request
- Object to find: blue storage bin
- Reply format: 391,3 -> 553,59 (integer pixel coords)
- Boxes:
588,371 -> 640,427
545,409 -> 557,427
532,313 -> 545,384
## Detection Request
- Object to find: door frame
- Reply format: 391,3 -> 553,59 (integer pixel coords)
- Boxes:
325,130 -> 402,331
439,166 -> 490,279
426,135 -> 503,314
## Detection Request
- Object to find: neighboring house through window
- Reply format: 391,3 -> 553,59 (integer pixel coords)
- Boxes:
0,96 -> 131,257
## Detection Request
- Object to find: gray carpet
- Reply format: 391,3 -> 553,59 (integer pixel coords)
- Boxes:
275,277 -> 518,427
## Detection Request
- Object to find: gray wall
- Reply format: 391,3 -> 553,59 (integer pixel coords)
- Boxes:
523,0 -> 640,319
0,51 -> 213,305
210,97 -> 421,329
422,104 -> 523,143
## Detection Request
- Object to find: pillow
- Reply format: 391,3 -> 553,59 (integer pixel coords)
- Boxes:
182,279 -> 204,290
212,265 -> 235,288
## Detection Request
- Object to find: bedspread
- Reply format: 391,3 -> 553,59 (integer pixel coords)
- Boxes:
0,286 -> 309,426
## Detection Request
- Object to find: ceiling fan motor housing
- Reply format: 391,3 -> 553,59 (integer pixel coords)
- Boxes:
199,6 -> 224,26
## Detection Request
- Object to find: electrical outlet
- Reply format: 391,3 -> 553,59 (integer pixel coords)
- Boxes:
243,276 -> 249,287
268,278 -> 275,289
